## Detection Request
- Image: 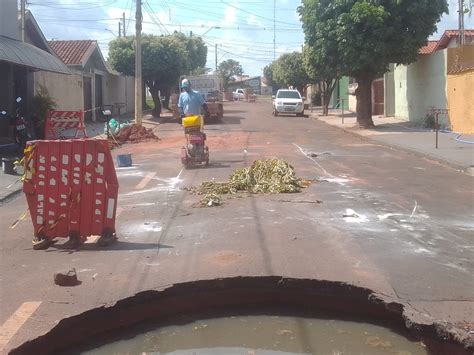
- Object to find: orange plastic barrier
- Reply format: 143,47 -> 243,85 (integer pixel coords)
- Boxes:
23,139 -> 118,244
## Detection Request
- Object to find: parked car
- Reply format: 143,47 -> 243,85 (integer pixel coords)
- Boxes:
233,89 -> 245,101
272,89 -> 304,117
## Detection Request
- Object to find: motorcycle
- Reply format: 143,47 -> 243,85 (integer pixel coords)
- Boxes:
0,97 -> 32,174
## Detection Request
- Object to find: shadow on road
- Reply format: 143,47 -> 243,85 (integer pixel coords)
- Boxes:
206,162 -> 233,169
43,241 -> 174,252
221,116 -> 246,125
225,109 -> 246,114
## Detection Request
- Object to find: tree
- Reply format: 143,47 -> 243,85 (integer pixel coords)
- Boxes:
192,67 -> 212,75
171,32 -> 207,71
263,62 -> 277,88
217,59 -> 243,88
299,0 -> 448,127
303,46 -> 339,116
108,33 -> 207,117
272,52 -> 309,95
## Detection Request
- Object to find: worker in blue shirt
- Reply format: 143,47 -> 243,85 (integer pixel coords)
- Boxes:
178,78 -> 209,119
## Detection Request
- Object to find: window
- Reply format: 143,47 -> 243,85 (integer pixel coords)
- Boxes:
277,91 -> 301,99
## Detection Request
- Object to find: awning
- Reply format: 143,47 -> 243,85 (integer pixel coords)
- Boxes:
0,35 -> 70,74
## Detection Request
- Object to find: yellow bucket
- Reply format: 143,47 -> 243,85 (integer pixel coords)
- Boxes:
182,115 -> 202,129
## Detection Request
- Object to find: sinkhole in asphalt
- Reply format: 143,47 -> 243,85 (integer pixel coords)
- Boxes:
82,314 -> 427,355
11,277 -> 471,355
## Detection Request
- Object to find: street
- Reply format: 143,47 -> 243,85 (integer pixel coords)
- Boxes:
1,99 -> 473,353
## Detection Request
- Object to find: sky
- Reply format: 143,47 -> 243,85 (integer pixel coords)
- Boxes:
27,0 -> 474,77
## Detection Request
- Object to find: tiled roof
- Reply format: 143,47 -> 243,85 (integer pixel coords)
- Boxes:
419,30 -> 474,55
419,41 -> 439,55
448,63 -> 474,75
48,40 -> 96,65
438,30 -> 474,49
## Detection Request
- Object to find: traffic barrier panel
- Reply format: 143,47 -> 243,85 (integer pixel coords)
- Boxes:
23,139 -> 118,244
45,110 -> 88,140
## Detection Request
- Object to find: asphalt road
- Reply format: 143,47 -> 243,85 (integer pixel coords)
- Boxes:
1,100 -> 473,352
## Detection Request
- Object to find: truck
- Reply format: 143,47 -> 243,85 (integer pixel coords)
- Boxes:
233,88 -> 245,101
176,74 -> 224,122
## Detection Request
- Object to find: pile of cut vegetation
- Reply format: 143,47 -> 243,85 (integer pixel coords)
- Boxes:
187,158 -> 308,207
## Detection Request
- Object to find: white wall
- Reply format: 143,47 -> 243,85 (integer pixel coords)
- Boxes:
103,74 -> 135,115
34,71 -> 84,111
348,83 -> 357,112
394,49 -> 448,125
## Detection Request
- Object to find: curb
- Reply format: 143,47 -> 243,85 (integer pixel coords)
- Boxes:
0,187 -> 22,205
312,115 -> 472,176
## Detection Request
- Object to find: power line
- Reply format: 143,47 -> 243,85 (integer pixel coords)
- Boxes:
149,1 -> 301,29
202,39 -> 277,63
126,0 -> 134,34
220,0 -> 298,27
28,0 -> 119,10
34,19 -> 302,33
144,0 -> 170,34
273,0 -> 276,60
34,16 -> 121,22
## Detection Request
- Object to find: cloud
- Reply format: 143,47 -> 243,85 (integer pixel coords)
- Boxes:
247,14 -> 264,28
223,5 -> 236,25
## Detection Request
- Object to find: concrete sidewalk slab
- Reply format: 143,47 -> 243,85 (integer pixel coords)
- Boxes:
0,171 -> 22,204
313,109 -> 474,173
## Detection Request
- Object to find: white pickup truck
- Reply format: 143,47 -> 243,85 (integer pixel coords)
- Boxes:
233,89 -> 245,101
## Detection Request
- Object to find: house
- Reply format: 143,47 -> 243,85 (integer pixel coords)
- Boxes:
305,78 -> 349,110
260,76 -> 273,95
446,45 -> 474,133
40,40 -> 134,121
347,76 -> 384,115
226,76 -> 262,94
384,30 -> 474,129
0,0 -> 69,133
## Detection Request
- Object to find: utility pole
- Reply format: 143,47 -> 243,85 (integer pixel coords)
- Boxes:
21,0 -> 26,42
122,12 -> 126,36
459,0 -> 465,46
273,0 -> 276,60
135,0 -> 143,125
119,22 -> 122,37
215,44 -> 218,73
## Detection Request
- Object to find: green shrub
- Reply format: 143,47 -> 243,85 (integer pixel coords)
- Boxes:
32,85 -> 57,138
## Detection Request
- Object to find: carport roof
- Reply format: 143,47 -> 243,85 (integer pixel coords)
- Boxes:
0,35 -> 70,74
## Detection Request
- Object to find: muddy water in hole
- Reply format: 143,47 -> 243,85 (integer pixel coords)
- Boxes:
83,315 -> 427,354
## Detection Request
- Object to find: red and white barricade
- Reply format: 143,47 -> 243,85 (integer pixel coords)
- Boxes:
45,110 -> 88,140
23,139 -> 119,249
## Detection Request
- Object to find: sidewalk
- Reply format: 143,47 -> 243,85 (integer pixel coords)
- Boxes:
0,110 -> 166,205
0,170 -> 22,203
311,108 -> 474,174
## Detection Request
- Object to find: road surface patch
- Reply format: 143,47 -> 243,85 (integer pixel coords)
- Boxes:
135,172 -> 157,190
0,301 -> 41,350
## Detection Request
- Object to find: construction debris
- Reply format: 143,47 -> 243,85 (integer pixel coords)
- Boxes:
187,158 -> 308,207
201,193 -> 223,207
112,124 -> 159,145
54,268 -> 80,287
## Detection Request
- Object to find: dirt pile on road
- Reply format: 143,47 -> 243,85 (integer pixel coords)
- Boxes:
187,158 -> 310,207
113,124 -> 159,145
